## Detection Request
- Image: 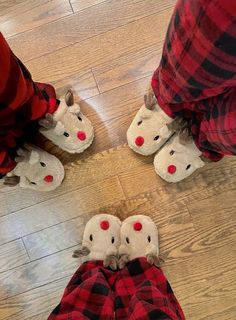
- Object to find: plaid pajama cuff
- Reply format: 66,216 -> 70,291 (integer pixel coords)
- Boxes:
152,0 -> 236,161
48,258 -> 185,320
0,32 -> 59,174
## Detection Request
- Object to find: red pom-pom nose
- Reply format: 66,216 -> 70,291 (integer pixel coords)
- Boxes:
77,131 -> 86,141
167,165 -> 176,174
135,136 -> 144,147
133,222 -> 142,231
100,220 -> 109,230
44,175 -> 54,183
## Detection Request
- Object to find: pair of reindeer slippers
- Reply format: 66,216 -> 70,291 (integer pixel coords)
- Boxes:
127,89 -> 205,182
73,214 -> 162,270
4,90 -> 94,192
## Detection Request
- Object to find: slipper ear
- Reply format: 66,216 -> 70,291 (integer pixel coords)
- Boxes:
29,150 -> 40,165
19,176 -> 31,189
179,128 -> 192,145
160,125 -> 171,138
39,113 -> 57,130
193,157 -> 205,169
65,89 -> 74,107
54,121 -> 66,136
68,104 -> 81,115
73,246 -> 90,258
144,91 -> 157,110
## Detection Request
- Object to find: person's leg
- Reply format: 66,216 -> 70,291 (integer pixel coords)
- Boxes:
48,261 -> 116,320
198,88 -> 236,159
152,0 -> 236,161
116,215 -> 185,319
0,32 -> 58,176
115,258 -> 185,320
48,214 -> 121,319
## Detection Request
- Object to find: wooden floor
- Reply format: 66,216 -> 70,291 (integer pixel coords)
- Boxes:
1,1 -> 236,319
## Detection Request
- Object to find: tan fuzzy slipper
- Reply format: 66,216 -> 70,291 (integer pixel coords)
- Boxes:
154,133 -> 205,183
5,144 -> 64,191
118,215 -> 162,269
73,214 -> 121,270
39,90 -> 94,154
127,90 -> 174,156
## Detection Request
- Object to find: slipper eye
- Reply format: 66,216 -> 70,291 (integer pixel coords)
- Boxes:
63,132 -> 69,137
40,162 -> 46,167
137,120 -> 143,126
148,236 -> 151,243
111,236 -> 115,244
30,181 -> 37,185
89,234 -> 93,241
154,135 -> 160,141
78,115 -> 82,121
170,150 -> 175,156
126,237 -> 130,244
186,164 -> 191,170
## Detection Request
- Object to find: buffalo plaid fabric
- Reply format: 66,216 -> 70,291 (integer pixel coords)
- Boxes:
48,258 -> 185,320
0,32 -> 59,176
152,0 -> 236,161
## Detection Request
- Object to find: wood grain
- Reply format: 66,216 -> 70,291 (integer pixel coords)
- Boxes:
0,145 -> 134,215
0,240 -> 29,273
0,277 -> 69,320
164,243 -> 236,320
0,0 -> 72,38
93,43 -> 162,92
0,176 -> 125,244
188,189 -> 236,230
0,249 -> 77,299
71,0 -> 108,12
0,0 -> 26,13
53,69 -> 99,101
8,0 -> 174,61
80,77 -> 149,123
23,216 -> 85,260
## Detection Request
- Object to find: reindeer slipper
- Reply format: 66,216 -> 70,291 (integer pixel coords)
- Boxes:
127,89 -> 174,156
118,215 -> 162,269
39,90 -> 94,154
154,132 -> 205,183
4,145 -> 64,191
73,214 -> 121,270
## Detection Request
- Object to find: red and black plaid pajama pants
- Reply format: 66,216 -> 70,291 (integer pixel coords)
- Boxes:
0,32 -> 58,176
152,0 -> 236,161
48,258 -> 185,320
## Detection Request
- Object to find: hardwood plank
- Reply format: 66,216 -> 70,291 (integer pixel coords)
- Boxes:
188,189 -> 236,230
118,156 -> 236,200
0,0 -> 72,38
0,248 -> 78,299
8,0 -> 174,61
80,77 -> 149,124
23,216 -> 85,260
54,69 -> 99,101
0,176 -> 125,244
0,0 -> 26,13
93,43 -> 162,92
25,312 -> 53,320
0,143 -> 131,216
164,243 -> 236,320
17,8 -> 172,75
71,0 -> 108,12
87,113 -> 136,154
159,212 -> 236,265
0,277 -> 69,320
0,240 -> 30,273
